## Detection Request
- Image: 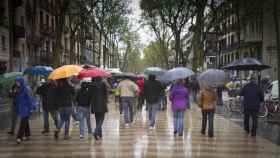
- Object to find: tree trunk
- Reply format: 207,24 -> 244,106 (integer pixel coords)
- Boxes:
193,7 -> 204,72
98,31 -> 102,67
69,33 -> 75,64
174,32 -> 182,66
8,0 -> 15,71
273,0 -> 280,106
53,14 -> 65,67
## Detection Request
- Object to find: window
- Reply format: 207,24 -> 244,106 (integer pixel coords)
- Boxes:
46,14 -> 49,27
20,16 -> 24,26
231,35 -> 234,45
40,11 -> 43,27
51,17 -> 55,30
1,36 -> 6,51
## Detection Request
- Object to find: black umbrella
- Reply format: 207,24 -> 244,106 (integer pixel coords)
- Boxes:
223,58 -> 271,71
112,72 -> 137,80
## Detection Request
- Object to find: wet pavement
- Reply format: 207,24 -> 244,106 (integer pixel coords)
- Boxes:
0,97 -> 279,158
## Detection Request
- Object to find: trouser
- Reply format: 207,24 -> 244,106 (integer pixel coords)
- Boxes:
95,113 -> 105,137
138,94 -> 144,110
201,109 -> 215,136
121,97 -> 135,124
159,95 -> 167,110
57,107 -> 72,136
10,104 -> 18,133
244,109 -> 258,135
17,117 -> 30,139
173,109 -> 185,134
118,97 -> 123,113
77,106 -> 92,136
147,102 -> 159,127
43,109 -> 59,131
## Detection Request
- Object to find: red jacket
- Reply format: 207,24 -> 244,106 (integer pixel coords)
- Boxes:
136,78 -> 145,93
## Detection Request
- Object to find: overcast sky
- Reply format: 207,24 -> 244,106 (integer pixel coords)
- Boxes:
128,0 -> 155,49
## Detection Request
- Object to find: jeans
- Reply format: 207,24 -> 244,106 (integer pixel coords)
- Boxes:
57,107 -> 72,136
147,102 -> 159,127
173,109 -> 185,134
159,96 -> 167,110
77,106 -> 92,136
244,109 -> 258,135
10,104 -> 18,133
17,117 -> 30,139
43,109 -> 59,131
95,113 -> 105,137
201,109 -> 215,137
121,97 -> 135,124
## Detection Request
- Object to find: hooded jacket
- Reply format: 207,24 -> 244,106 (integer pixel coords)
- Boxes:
169,84 -> 189,111
15,77 -> 37,118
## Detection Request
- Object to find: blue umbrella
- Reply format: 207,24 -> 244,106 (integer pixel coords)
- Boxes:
163,67 -> 194,81
24,66 -> 53,76
144,67 -> 166,76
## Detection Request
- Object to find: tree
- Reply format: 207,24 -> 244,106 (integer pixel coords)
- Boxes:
140,0 -> 193,66
143,41 -> 171,68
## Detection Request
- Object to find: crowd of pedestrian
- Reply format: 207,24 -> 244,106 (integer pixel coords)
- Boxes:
6,73 -> 264,145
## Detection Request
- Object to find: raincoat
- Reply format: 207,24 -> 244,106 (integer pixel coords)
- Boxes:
15,77 -> 38,118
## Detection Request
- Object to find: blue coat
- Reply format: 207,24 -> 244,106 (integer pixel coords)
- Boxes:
15,77 -> 37,118
240,82 -> 264,110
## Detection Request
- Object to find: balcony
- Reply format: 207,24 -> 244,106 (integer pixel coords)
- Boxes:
39,0 -> 55,13
40,24 -> 55,38
26,35 -> 42,46
40,51 -> 53,66
14,25 -> 25,38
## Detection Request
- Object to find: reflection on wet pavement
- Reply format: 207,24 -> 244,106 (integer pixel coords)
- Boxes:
0,98 -> 279,158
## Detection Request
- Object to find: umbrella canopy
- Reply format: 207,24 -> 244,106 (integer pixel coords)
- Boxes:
223,58 -> 271,71
198,69 -> 226,88
24,66 -> 53,76
81,64 -> 97,69
48,65 -> 83,80
144,67 -> 166,76
163,67 -> 194,81
112,72 -> 137,80
0,72 -> 23,89
77,68 -> 111,79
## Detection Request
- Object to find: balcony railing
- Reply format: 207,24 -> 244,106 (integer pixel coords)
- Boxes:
14,25 -> 25,38
40,24 -> 55,38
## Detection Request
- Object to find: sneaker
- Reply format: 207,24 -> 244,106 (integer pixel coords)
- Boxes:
178,133 -> 183,137
7,131 -> 14,135
174,131 -> 177,135
16,138 -> 22,144
93,133 -> 100,140
149,126 -> 155,130
124,123 -> 130,128
41,130 -> 49,135
54,130 -> 59,139
80,135 -> 84,139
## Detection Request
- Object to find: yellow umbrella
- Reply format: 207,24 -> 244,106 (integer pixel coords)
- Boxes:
48,65 -> 83,80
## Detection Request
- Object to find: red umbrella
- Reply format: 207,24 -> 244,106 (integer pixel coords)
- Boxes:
77,68 -> 111,79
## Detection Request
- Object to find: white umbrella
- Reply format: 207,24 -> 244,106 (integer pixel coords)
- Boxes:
163,67 -> 194,81
198,69 -> 226,88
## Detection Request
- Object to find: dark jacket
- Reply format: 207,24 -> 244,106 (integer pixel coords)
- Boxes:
36,82 -> 57,111
76,82 -> 92,107
55,80 -> 75,108
143,79 -> 162,104
240,82 -> 264,110
8,83 -> 20,105
91,79 -> 108,113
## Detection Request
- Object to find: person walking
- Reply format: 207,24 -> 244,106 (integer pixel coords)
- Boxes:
36,80 -> 59,135
136,76 -> 145,110
169,79 -> 189,136
14,77 -> 37,144
76,82 -> 92,139
54,78 -> 75,140
118,78 -> 139,127
7,83 -> 20,135
143,75 -> 162,129
91,77 -> 108,140
198,87 -> 217,138
240,77 -> 264,137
